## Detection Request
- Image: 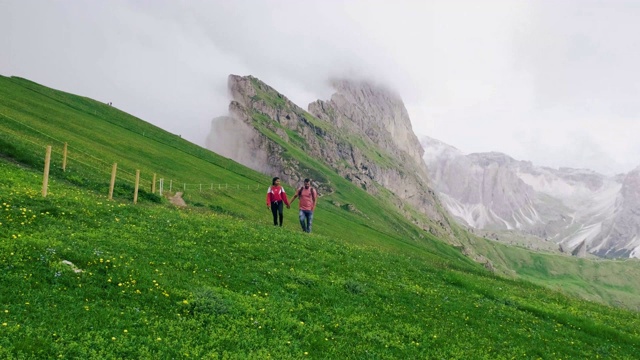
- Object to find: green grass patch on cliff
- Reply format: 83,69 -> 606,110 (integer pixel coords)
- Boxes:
249,76 -> 287,110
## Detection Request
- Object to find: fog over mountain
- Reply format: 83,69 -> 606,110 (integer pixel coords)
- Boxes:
2,1 -> 640,175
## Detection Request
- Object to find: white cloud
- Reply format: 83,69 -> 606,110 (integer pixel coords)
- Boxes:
1,0 -> 638,174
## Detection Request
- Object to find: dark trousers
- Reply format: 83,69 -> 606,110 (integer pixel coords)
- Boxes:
271,201 -> 284,226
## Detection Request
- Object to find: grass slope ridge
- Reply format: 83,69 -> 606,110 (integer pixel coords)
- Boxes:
0,75 -> 639,357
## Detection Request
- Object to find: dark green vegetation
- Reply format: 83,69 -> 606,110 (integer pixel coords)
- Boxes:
1,75 -> 640,358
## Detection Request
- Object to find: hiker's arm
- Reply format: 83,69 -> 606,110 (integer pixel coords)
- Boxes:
290,188 -> 299,203
313,190 -> 317,210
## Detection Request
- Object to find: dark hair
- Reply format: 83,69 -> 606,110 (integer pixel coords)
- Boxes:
304,178 -> 310,183
272,177 -> 280,185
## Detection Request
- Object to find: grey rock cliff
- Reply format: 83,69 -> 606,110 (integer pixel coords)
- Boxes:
590,166 -> 640,257
207,75 -> 309,185
422,136 -> 640,259
308,80 -> 425,168
422,137 -> 546,231
308,79 -> 442,221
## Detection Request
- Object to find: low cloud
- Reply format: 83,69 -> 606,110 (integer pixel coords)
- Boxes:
1,0 -> 638,174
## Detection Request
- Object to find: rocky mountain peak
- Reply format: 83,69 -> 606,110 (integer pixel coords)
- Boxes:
207,74 -> 449,232
325,79 -> 403,112
308,79 -> 425,168
228,74 -> 256,106
421,136 -> 463,162
467,152 -> 519,168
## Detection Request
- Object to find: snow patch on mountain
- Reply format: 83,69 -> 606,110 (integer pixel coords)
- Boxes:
629,240 -> 640,259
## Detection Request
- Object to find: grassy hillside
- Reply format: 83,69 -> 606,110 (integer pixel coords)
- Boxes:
470,234 -> 640,310
0,76 -> 449,256
2,75 -> 640,358
241,74 -> 640,311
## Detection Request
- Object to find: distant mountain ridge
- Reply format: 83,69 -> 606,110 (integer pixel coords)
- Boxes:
422,136 -> 640,258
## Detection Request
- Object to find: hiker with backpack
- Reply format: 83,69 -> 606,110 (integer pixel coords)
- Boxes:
266,177 -> 290,227
290,178 -> 317,233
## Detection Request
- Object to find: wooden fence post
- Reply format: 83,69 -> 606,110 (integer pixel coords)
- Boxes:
134,170 -> 140,204
108,163 -> 117,200
159,178 -> 164,196
62,142 -> 68,172
151,173 -> 156,193
42,146 -> 52,197
169,180 -> 172,192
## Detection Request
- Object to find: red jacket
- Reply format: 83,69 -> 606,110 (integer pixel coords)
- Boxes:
266,185 -> 290,206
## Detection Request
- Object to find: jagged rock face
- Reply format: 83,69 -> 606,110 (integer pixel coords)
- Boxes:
590,167 -> 640,257
208,75 -> 322,187
423,137 -> 543,230
423,136 -> 640,259
307,80 -> 442,221
452,153 -> 537,221
206,74 -> 447,227
308,80 -> 425,169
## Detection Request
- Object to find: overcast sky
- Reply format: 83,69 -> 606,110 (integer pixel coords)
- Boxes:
2,0 -> 639,175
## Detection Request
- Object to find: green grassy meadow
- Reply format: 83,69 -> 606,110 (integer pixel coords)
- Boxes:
2,75 -> 640,358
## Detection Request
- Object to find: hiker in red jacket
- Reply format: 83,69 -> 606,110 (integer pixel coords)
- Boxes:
266,177 -> 290,227
290,178 -> 317,233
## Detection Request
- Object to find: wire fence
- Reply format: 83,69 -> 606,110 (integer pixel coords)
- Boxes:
1,111 -> 266,202
160,181 -> 262,193
2,114 -> 152,189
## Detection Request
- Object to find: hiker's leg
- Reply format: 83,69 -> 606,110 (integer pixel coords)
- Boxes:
278,202 -> 284,226
299,210 -> 307,231
271,203 -> 278,226
306,211 -> 314,233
